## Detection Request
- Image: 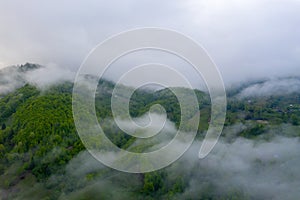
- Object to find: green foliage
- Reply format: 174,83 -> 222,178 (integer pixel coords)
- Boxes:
239,124 -> 265,138
0,78 -> 299,199
142,172 -> 166,195
10,93 -> 85,179
226,93 -> 300,127
0,84 -> 40,123
0,84 -> 86,182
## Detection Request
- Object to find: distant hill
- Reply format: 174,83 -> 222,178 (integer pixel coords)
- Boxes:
0,63 -> 42,95
0,64 -> 299,199
228,76 -> 300,98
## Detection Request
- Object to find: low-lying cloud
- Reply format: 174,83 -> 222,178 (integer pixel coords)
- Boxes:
174,136 -> 300,200
0,65 -> 27,94
2,112 -> 299,199
0,64 -> 75,94
57,121 -> 300,199
1,0 -> 300,84
24,64 -> 75,88
236,77 -> 300,98
57,136 -> 300,200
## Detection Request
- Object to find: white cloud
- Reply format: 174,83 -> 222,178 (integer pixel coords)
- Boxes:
0,0 -> 299,84
0,63 -> 75,94
24,63 -> 75,87
237,77 -> 300,98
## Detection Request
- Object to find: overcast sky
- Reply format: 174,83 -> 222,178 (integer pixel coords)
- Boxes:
0,0 -> 299,84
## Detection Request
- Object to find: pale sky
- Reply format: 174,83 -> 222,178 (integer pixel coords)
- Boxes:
0,0 -> 299,84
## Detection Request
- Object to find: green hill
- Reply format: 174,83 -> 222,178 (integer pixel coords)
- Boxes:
0,65 -> 300,199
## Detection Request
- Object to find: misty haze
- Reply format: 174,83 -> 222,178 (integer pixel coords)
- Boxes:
1,1 -> 300,200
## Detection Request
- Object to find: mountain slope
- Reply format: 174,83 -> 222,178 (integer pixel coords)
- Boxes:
0,64 -> 300,199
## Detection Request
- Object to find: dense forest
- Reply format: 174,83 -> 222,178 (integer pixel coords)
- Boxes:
0,64 -> 300,199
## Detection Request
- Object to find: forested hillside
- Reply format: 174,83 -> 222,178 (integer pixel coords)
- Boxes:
0,65 -> 300,199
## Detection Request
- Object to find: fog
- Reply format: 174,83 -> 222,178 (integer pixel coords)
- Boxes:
236,77 -> 300,98
0,64 -> 74,94
29,112 -> 299,199
0,66 -> 26,94
176,137 -> 300,200
1,1 -> 300,198
1,107 -> 299,199
6,135 -> 300,199
57,121 -> 300,200
24,64 -> 75,87
1,0 -> 300,84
